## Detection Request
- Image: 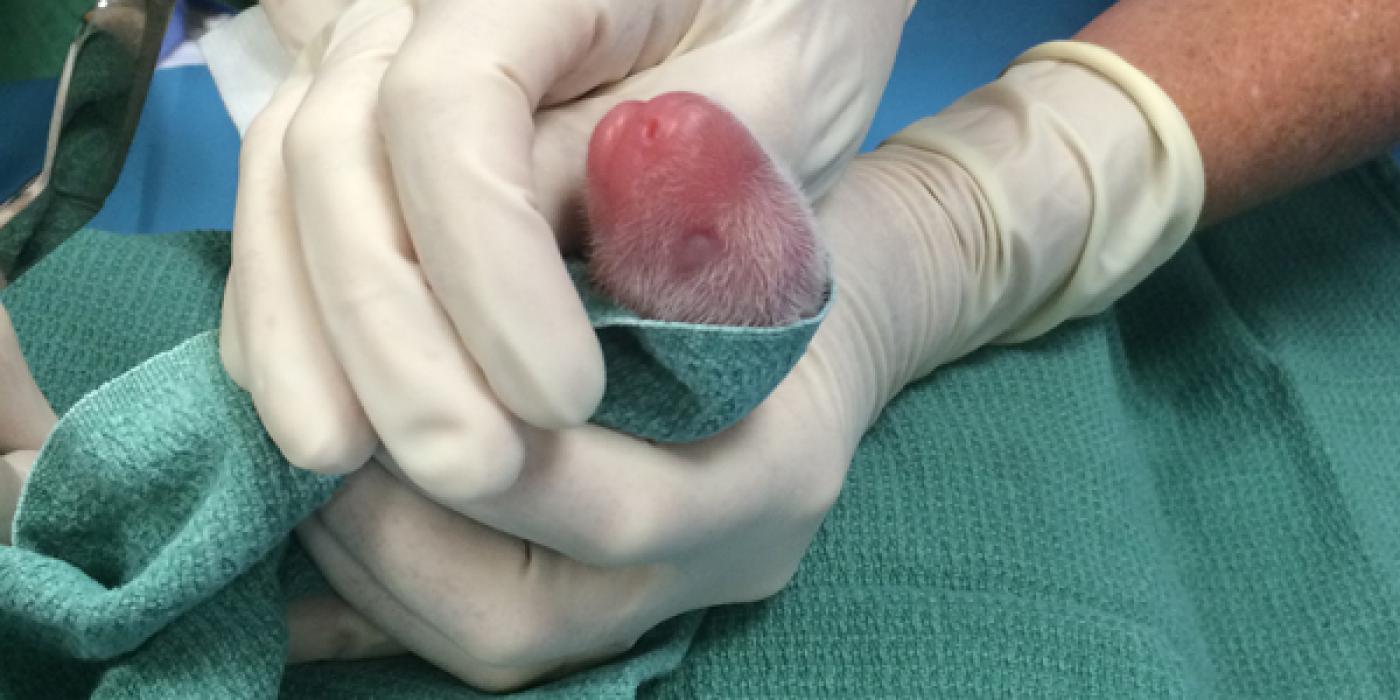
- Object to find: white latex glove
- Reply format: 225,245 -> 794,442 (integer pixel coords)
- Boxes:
290,42 -> 1204,690
219,0 -> 913,502
259,0 -> 356,57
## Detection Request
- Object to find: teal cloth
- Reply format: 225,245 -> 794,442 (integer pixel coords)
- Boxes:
574,260 -> 831,442
3,159 -> 1400,697
0,24 -> 143,280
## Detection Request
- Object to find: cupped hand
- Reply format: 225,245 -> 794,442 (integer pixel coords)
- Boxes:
285,40 -> 1210,687
220,0 -> 913,504
288,147 -> 969,690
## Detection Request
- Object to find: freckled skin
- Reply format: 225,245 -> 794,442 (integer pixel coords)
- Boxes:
584,92 -> 826,327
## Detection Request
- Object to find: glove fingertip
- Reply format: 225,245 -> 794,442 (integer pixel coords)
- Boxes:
253,389 -> 377,475
383,421 -> 526,506
502,346 -> 606,431
276,427 -> 376,476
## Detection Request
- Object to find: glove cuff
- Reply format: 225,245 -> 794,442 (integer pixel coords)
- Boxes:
1000,40 -> 1205,341
884,40 -> 1204,351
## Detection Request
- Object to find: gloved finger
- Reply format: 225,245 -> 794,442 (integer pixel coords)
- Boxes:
218,273 -> 248,388
227,52 -> 377,473
261,0 -> 357,57
295,515 -> 542,691
377,370 -> 846,569
303,463 -> 658,690
297,513 -> 571,692
285,593 -> 407,663
286,0 -> 525,499
0,303 -> 56,453
372,0 -> 703,429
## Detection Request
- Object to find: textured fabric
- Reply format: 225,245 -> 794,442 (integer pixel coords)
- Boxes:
5,332 -> 340,658
3,159 -> 1400,697
0,0 -> 92,83
0,226 -> 805,696
0,25 -> 142,280
575,260 -> 831,442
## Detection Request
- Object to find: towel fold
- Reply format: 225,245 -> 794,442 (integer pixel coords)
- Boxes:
2,159 -> 1399,698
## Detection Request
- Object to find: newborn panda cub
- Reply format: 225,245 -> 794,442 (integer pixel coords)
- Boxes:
584,92 -> 826,327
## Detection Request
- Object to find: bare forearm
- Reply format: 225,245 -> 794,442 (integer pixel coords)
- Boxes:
1077,0 -> 1400,225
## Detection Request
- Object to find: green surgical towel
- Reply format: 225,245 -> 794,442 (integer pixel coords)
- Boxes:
0,18 -> 148,280
3,159 -> 1400,698
573,260 -> 831,442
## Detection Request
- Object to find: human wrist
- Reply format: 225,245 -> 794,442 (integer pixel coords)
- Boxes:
806,154 -> 972,433
876,41 -> 1203,374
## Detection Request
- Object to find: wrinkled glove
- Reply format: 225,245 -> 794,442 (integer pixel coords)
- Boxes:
291,41 -> 1205,690
218,0 -> 913,503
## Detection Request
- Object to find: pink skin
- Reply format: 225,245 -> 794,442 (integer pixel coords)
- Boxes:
584,92 -> 826,327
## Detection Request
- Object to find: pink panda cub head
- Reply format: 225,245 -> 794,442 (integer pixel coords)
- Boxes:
584,92 -> 825,327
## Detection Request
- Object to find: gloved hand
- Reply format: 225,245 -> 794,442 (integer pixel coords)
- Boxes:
219,0 -> 913,501
288,42 -> 1204,690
